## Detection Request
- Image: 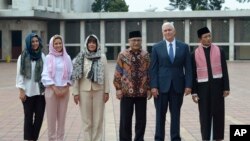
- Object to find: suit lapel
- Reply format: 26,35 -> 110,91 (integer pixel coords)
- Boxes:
160,40 -> 168,56
161,41 -> 172,63
174,41 -> 180,63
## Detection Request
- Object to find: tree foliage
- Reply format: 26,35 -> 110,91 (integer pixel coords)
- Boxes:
236,0 -> 250,2
92,0 -> 129,12
169,0 -> 224,10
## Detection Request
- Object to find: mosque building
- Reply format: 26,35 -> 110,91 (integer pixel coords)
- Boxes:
0,0 -> 249,61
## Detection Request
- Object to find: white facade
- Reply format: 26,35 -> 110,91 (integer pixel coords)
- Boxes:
0,0 -> 94,12
0,0 -> 250,61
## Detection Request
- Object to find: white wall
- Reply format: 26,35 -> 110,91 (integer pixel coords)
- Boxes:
0,20 -> 47,59
12,0 -> 33,10
73,0 -> 95,12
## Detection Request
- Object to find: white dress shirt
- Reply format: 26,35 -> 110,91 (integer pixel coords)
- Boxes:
41,55 -> 72,87
16,54 -> 45,97
165,39 -> 176,57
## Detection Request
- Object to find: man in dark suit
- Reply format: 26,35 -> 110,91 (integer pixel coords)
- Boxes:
150,22 -> 192,141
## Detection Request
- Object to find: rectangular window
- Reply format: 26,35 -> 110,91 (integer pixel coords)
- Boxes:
167,19 -> 185,42
147,20 -> 163,43
85,20 -> 100,40
190,19 -> 206,43
65,21 -> 80,43
212,19 -> 229,42
47,21 -> 60,43
235,18 -> 250,42
65,46 -> 80,60
105,21 -> 121,43
235,46 -> 250,60
105,46 -> 121,60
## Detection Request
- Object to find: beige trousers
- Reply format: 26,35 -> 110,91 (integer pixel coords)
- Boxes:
79,90 -> 105,141
45,87 -> 69,141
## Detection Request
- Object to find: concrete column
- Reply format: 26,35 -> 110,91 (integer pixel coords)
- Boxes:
207,19 -> 212,30
229,18 -> 234,61
80,21 -> 85,50
142,20 -> 147,51
60,21 -> 65,40
121,20 -> 126,51
67,0 -> 71,12
44,0 -> 48,7
2,28 -> 11,60
11,0 -> 19,9
53,0 -> 56,10
32,0 -> 38,8
184,19 -> 190,44
100,20 -> 105,53
59,0 -> 62,10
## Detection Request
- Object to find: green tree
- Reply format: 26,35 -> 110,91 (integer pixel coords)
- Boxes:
92,0 -> 128,12
169,0 -> 187,10
236,0 -> 250,2
169,0 -> 224,10
209,0 -> 223,10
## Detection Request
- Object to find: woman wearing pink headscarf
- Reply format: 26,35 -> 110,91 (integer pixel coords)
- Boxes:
42,35 -> 73,141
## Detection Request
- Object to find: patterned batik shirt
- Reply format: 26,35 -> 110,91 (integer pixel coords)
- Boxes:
113,48 -> 150,97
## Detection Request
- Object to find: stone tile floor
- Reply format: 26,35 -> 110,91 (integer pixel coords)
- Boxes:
0,61 -> 250,141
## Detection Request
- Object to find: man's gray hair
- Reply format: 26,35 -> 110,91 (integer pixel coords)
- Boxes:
162,22 -> 175,30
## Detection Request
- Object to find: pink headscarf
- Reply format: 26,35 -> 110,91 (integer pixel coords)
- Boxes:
47,35 -> 71,79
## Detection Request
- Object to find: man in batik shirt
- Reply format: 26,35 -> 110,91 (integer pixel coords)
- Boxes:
113,31 -> 151,141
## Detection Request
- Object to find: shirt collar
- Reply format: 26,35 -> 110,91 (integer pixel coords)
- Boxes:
128,48 -> 142,54
165,38 -> 176,47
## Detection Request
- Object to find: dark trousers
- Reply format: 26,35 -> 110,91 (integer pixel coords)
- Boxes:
198,88 -> 225,140
154,85 -> 184,141
119,97 -> 147,141
22,95 -> 45,140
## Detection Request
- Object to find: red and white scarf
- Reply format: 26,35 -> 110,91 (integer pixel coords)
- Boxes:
195,43 -> 222,82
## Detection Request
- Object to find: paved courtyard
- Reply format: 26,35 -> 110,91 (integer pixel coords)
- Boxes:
0,61 -> 250,141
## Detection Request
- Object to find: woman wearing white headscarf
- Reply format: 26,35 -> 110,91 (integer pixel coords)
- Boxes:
71,34 -> 110,141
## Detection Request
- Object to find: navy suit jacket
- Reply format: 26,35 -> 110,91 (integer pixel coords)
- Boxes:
150,40 -> 192,94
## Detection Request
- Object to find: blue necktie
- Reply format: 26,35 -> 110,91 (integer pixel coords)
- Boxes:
169,43 -> 174,63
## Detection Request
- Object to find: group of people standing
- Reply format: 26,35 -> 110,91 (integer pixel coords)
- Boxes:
16,21 -> 230,141
16,34 -> 109,141
113,22 -> 230,141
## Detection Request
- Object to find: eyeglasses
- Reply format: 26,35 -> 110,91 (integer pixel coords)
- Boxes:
129,39 -> 142,42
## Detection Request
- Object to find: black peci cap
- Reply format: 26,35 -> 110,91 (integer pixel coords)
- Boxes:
197,27 -> 210,38
129,31 -> 142,39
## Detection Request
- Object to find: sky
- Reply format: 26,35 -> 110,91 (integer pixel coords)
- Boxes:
125,0 -> 250,12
